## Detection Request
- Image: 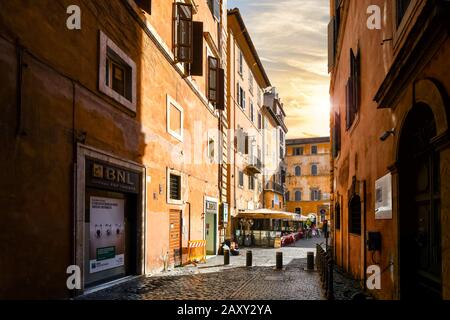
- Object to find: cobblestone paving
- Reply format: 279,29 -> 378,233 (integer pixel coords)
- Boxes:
80,237 -> 359,300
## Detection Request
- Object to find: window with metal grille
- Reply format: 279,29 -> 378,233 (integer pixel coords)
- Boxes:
349,195 -> 361,234
311,164 -> 318,176
169,174 -> 181,201
173,3 -> 193,63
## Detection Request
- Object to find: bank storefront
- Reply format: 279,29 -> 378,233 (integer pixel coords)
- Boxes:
75,144 -> 146,294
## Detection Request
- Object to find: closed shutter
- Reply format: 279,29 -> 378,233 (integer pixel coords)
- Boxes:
190,22 -> 203,76
345,78 -> 354,129
237,83 -> 240,106
328,17 -> 336,72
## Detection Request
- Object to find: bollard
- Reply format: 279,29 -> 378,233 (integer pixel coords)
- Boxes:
246,250 -> 252,267
224,249 -> 230,265
276,252 -> 283,270
307,252 -> 315,270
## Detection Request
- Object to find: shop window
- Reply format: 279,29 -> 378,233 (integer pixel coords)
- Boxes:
311,164 -> 318,176
238,171 -> 244,188
99,31 -> 136,112
173,3 -> 193,63
135,0 -> 151,13
167,169 -> 182,204
335,203 -> 341,230
311,145 -> 318,154
167,95 -> 184,142
295,191 -> 301,201
295,166 -> 301,177
349,195 -> 361,234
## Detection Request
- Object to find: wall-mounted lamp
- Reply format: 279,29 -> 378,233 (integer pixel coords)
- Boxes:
380,128 -> 395,141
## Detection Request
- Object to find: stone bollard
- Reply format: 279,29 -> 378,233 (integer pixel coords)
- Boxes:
224,249 -> 230,265
246,250 -> 252,267
276,252 -> 283,270
307,252 -> 315,270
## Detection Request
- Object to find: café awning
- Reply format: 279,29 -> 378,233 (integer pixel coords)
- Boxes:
235,208 -> 307,221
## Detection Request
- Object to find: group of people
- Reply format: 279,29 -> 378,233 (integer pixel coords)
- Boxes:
301,218 -> 328,240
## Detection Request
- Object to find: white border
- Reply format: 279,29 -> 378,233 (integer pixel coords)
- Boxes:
166,95 -> 184,142
99,31 -> 137,112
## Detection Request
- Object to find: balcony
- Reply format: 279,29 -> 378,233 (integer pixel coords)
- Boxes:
246,155 -> 262,174
265,181 -> 284,194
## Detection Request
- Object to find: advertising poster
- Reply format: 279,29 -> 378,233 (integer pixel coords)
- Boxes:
375,173 -> 393,220
89,197 -> 125,273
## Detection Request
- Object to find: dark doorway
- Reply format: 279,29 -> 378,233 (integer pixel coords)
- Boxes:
399,103 -> 442,299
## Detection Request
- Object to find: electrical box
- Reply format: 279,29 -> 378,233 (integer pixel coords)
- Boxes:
367,232 -> 382,251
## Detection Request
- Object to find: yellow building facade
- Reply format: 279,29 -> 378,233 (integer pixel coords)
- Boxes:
286,137 -> 331,223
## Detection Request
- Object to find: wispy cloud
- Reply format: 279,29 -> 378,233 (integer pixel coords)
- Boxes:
228,0 -> 330,138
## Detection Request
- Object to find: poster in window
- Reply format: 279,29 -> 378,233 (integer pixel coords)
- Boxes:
375,173 -> 392,220
89,197 -> 125,273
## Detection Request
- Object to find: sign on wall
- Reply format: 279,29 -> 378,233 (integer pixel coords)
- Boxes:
89,197 -> 125,273
375,173 -> 392,220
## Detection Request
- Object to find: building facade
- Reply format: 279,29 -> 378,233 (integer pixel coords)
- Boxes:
0,0 -> 228,298
329,0 -> 450,299
285,137 -> 331,223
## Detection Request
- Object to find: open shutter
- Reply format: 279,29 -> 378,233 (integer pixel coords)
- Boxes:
328,17 -> 336,72
216,68 -> 225,110
173,3 -> 193,63
190,22 -> 203,76
135,0 -> 151,13
345,78 -> 354,129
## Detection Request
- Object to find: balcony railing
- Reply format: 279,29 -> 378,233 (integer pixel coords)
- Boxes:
264,181 -> 284,194
246,156 -> 262,174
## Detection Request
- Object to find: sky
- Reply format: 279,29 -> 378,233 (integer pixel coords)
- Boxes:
228,0 -> 330,138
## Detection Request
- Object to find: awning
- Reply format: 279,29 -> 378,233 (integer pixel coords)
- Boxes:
235,208 -> 308,221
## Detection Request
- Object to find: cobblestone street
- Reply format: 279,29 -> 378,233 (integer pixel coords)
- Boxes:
80,236 -> 364,300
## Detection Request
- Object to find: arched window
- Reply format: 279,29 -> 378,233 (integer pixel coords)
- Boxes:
295,166 -> 301,176
295,191 -> 302,201
285,191 -> 290,202
311,164 -> 318,176
295,208 -> 302,214
349,195 -> 361,234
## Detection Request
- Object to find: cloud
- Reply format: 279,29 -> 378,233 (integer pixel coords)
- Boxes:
228,0 -> 330,138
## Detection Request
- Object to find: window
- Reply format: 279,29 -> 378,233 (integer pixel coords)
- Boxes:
208,136 -> 215,162
396,0 -> 411,26
294,147 -> 303,156
248,176 -> 255,190
167,95 -> 184,142
238,49 -> 244,75
328,0 -> 341,72
311,145 -> 318,154
207,0 -> 220,21
349,195 -> 361,234
237,83 -> 246,109
99,31 -> 137,112
236,127 -> 248,154
135,0 -> 151,13
311,189 -> 321,201
258,112 -> 262,130
238,171 -> 244,188
173,3 -> 193,63
332,113 -> 341,158
167,169 -> 182,204
208,56 -> 218,103
257,88 -> 262,106
295,166 -> 301,177
311,164 -> 318,176
295,208 -> 302,215
249,72 -> 254,94
295,191 -> 301,201
335,203 -> 341,230
250,101 -> 254,123
285,191 -> 290,202
346,48 -> 360,130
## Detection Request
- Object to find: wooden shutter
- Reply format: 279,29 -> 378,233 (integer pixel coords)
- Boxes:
328,17 -> 336,72
173,3 -> 193,63
244,133 -> 249,155
345,78 -> 354,129
135,0 -> 151,13
208,56 -> 218,103
216,68 -> 225,110
190,22 -> 203,76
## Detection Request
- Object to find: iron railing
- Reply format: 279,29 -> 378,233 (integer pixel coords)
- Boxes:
316,243 -> 334,300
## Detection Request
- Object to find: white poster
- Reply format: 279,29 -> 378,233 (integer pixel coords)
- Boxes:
375,173 -> 392,220
89,197 -> 125,273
